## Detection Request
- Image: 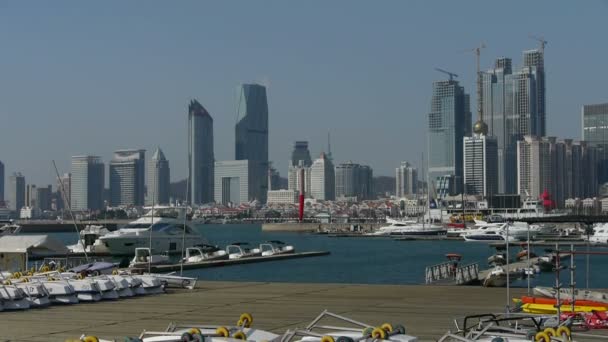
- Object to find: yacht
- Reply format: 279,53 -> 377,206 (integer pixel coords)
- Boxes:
98,207 -> 207,255
462,223 -> 517,242
370,217 -> 446,236
590,223 -> 608,244
459,221 -> 537,242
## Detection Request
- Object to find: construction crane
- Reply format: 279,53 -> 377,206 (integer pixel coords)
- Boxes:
529,34 -> 548,54
434,68 -> 458,81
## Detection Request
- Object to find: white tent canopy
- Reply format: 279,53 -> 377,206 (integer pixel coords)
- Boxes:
0,235 -> 68,255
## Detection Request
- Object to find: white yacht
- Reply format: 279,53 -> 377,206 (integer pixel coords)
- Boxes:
370,217 -> 446,236
590,223 -> 608,244
98,207 -> 207,255
462,223 -> 517,242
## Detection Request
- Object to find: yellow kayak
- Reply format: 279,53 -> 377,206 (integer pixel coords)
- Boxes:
521,302 -> 608,314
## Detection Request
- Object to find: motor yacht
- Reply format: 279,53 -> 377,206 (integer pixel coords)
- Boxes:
260,241 -> 295,256
0,223 -> 21,236
590,223 -> 608,244
370,217 -> 446,236
99,207 -> 207,256
67,224 -> 111,254
182,245 -> 229,263
226,242 -> 262,259
462,223 -> 517,242
129,247 -> 170,269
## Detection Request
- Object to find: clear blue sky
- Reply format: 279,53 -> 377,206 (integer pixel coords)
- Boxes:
1,1 -> 606,186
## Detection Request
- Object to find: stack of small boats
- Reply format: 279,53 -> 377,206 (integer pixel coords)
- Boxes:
68,310 -> 418,342
514,286 -> 608,330
0,262 -> 195,312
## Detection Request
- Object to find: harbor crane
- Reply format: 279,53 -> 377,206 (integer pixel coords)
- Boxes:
463,43 -> 486,122
529,34 -> 548,53
434,68 -> 458,81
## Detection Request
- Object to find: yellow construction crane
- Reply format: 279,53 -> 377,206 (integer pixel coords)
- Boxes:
463,43 -> 486,122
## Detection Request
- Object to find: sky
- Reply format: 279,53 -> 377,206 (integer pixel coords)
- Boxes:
1,1 -> 607,186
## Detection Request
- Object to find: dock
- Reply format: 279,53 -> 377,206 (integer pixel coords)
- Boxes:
477,257 -> 540,280
143,251 -> 330,272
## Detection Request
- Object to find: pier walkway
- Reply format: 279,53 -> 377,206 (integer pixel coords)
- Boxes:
477,257 -> 540,280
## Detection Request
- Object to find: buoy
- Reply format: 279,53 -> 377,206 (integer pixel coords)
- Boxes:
238,312 -> 254,328
380,323 -> 393,333
320,336 -> 335,342
556,326 -> 571,340
216,326 -> 230,337
233,331 -> 247,340
535,332 -> 550,342
371,328 -> 387,339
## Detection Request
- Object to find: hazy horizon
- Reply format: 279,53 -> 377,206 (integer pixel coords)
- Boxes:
1,1 -> 607,186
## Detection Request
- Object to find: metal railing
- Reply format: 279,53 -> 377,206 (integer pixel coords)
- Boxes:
425,262 -> 479,285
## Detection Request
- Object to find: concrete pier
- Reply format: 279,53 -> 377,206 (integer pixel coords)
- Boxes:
0,281 -> 585,341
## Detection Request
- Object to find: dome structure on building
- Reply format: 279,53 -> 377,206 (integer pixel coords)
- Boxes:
473,119 -> 488,135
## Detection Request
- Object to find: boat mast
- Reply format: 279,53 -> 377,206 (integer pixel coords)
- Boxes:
180,119 -> 193,276
148,162 -> 156,274
52,160 -> 88,262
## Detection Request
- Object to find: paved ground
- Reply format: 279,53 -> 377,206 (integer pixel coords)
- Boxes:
0,282 -> 604,341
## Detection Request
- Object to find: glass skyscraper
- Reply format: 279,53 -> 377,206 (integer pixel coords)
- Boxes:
235,83 -> 269,203
71,156 -> 104,211
109,149 -> 146,206
428,80 -> 470,196
481,49 -> 545,194
582,102 -> 608,183
188,100 -> 214,204
0,160 -> 4,202
147,147 -> 170,205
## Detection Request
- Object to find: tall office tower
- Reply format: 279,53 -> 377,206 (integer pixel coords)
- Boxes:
0,160 -> 4,202
482,52 -> 544,194
235,84 -> 269,203
214,160 -> 254,205
147,147 -> 170,205
57,173 -> 71,209
463,94 -> 473,137
26,184 -> 37,208
267,165 -> 281,191
291,141 -> 312,167
36,185 -> 52,211
523,49 -> 546,136
335,162 -> 358,199
517,136 -> 552,199
310,153 -> 335,200
71,156 -> 105,211
582,103 -> 608,183
335,162 -> 373,200
428,79 -> 469,196
463,134 -> 498,198
8,172 -> 25,212
109,149 -> 145,206
395,162 -> 418,198
188,100 -> 214,204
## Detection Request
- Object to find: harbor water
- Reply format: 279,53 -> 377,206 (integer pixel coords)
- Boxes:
38,224 -> 608,288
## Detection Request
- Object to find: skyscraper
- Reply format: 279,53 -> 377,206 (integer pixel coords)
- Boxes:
291,141 -> 312,167
582,102 -> 608,183
310,153 -> 335,201
188,100 -> 214,204
57,173 -> 71,209
463,134 -> 498,198
0,160 -> 4,203
235,83 -> 269,203
214,160 -> 252,205
147,147 -> 170,205
517,136 -> 552,199
395,162 -> 418,198
109,149 -> 146,206
428,79 -> 470,196
481,49 -> 545,194
71,156 -> 105,211
335,162 -> 374,200
8,172 -> 25,212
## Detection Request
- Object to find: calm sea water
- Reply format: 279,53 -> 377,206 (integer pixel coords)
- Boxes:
41,224 -> 608,288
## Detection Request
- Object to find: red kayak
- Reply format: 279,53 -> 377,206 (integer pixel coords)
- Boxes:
522,296 -> 608,307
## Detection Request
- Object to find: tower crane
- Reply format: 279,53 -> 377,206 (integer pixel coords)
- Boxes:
464,43 -> 486,123
434,68 -> 458,81
529,35 -> 548,54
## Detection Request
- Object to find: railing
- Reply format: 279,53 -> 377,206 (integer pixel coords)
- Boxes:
425,262 -> 479,285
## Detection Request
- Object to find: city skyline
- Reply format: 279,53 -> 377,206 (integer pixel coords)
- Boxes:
1,1 -> 607,186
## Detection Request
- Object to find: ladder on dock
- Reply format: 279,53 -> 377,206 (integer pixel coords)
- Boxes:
425,262 -> 479,285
